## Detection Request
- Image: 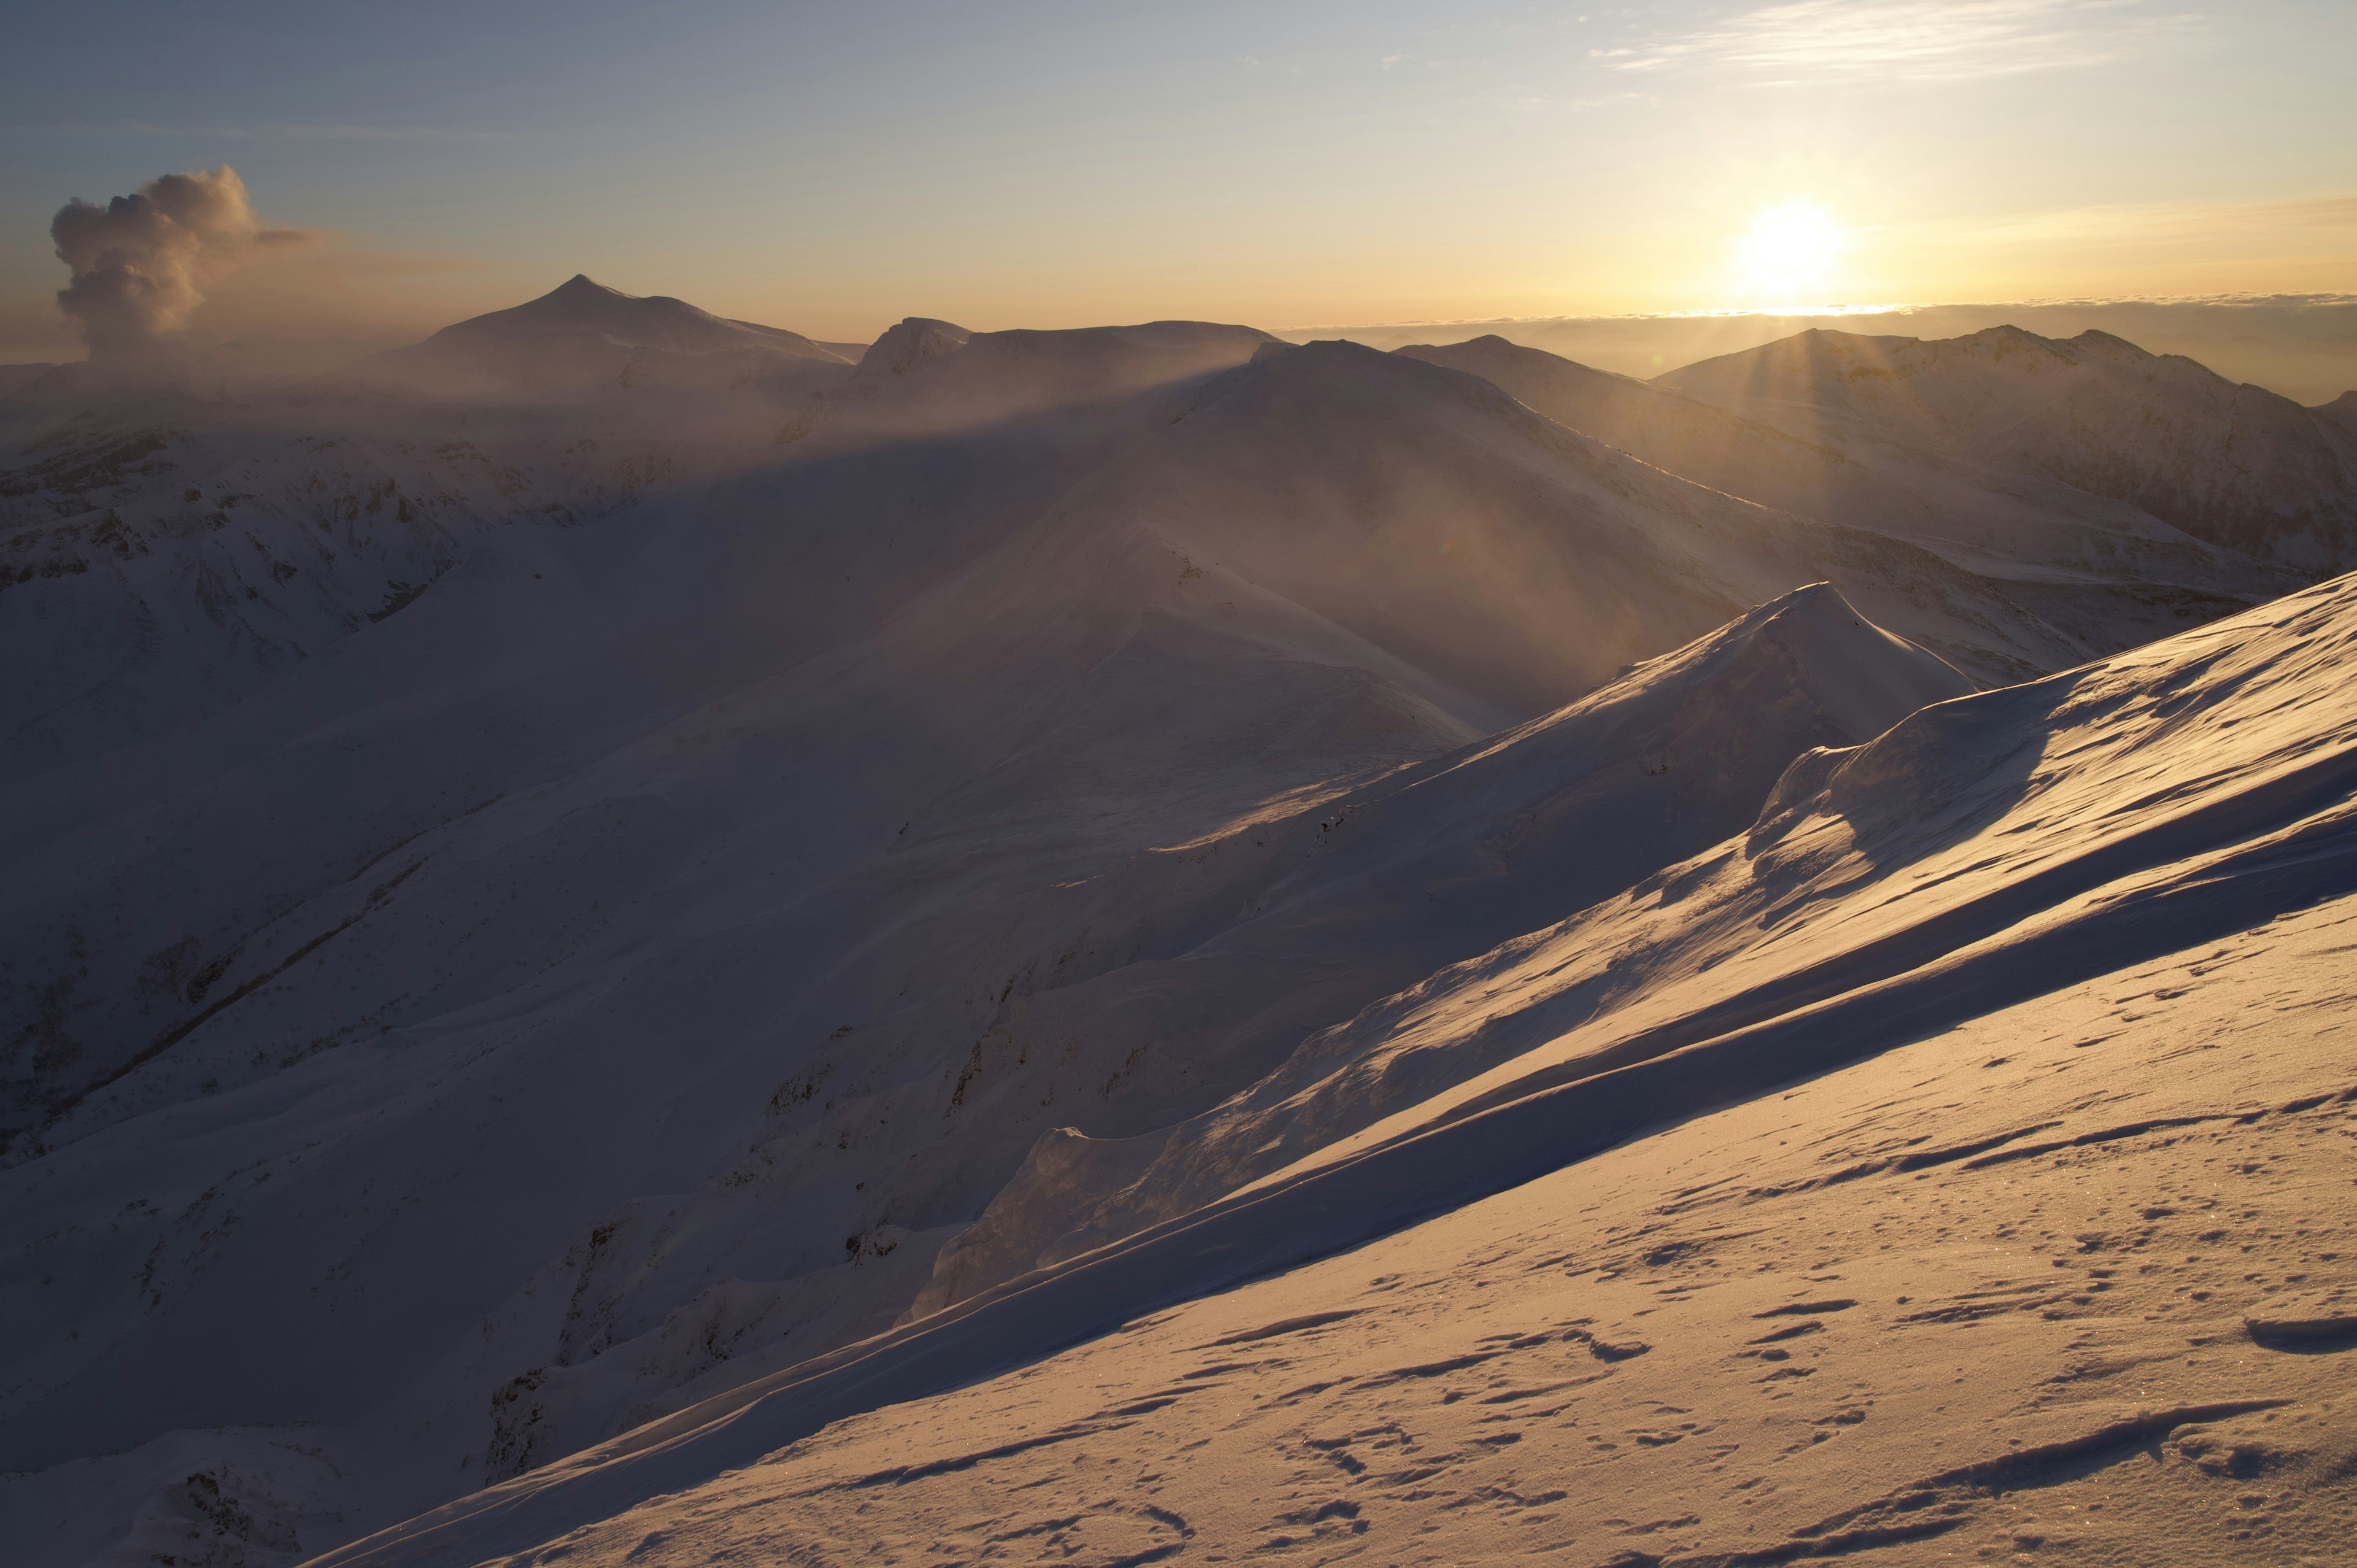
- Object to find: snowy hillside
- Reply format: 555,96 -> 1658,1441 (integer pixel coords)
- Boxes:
299,570 -> 2357,1568
2,298 -> 2354,1568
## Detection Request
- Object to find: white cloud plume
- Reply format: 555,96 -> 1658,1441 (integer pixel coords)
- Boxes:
49,164 -> 315,357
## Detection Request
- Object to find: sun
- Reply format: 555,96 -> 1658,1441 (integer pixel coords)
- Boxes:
1743,205 -> 1839,290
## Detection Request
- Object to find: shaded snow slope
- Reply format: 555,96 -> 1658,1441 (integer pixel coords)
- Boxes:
1657,326 -> 2357,570
301,569 -> 2357,1568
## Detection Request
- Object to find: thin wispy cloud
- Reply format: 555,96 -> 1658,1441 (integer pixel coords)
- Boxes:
26,119 -> 499,143
1596,0 -> 2195,84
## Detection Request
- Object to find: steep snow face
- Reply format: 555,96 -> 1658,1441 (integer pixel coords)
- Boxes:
1657,326 -> 2357,570
293,570 -> 2357,1568
1400,334 -> 2286,629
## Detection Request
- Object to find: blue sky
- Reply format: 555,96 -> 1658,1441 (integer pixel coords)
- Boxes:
4,0 -> 2353,350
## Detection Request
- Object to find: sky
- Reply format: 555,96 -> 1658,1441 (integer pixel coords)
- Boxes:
3,0 -> 2355,355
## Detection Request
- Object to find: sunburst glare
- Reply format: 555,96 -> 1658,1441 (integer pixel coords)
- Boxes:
1741,204 -> 1840,298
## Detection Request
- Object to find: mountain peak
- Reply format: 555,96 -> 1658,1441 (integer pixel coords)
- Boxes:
1644,581 -> 1973,740
858,316 -> 972,376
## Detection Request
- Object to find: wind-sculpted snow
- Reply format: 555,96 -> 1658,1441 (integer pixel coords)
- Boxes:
302,571 -> 2357,1568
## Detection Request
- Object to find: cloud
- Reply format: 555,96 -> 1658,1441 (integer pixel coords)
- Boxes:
30,119 -> 497,143
1596,0 -> 2191,84
48,164 -> 322,358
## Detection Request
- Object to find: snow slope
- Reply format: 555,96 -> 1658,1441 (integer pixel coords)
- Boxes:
1657,326 -> 2357,571
302,568 -> 2357,1568
322,898 -> 2357,1568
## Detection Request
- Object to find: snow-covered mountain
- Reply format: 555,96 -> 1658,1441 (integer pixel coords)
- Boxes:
1654,325 -> 2357,571
3,297 -> 2354,1568
335,275 -> 854,400
1398,333 -> 2289,627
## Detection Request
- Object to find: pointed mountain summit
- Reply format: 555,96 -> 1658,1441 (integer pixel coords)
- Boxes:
438,274 -> 844,360
331,276 -> 853,401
